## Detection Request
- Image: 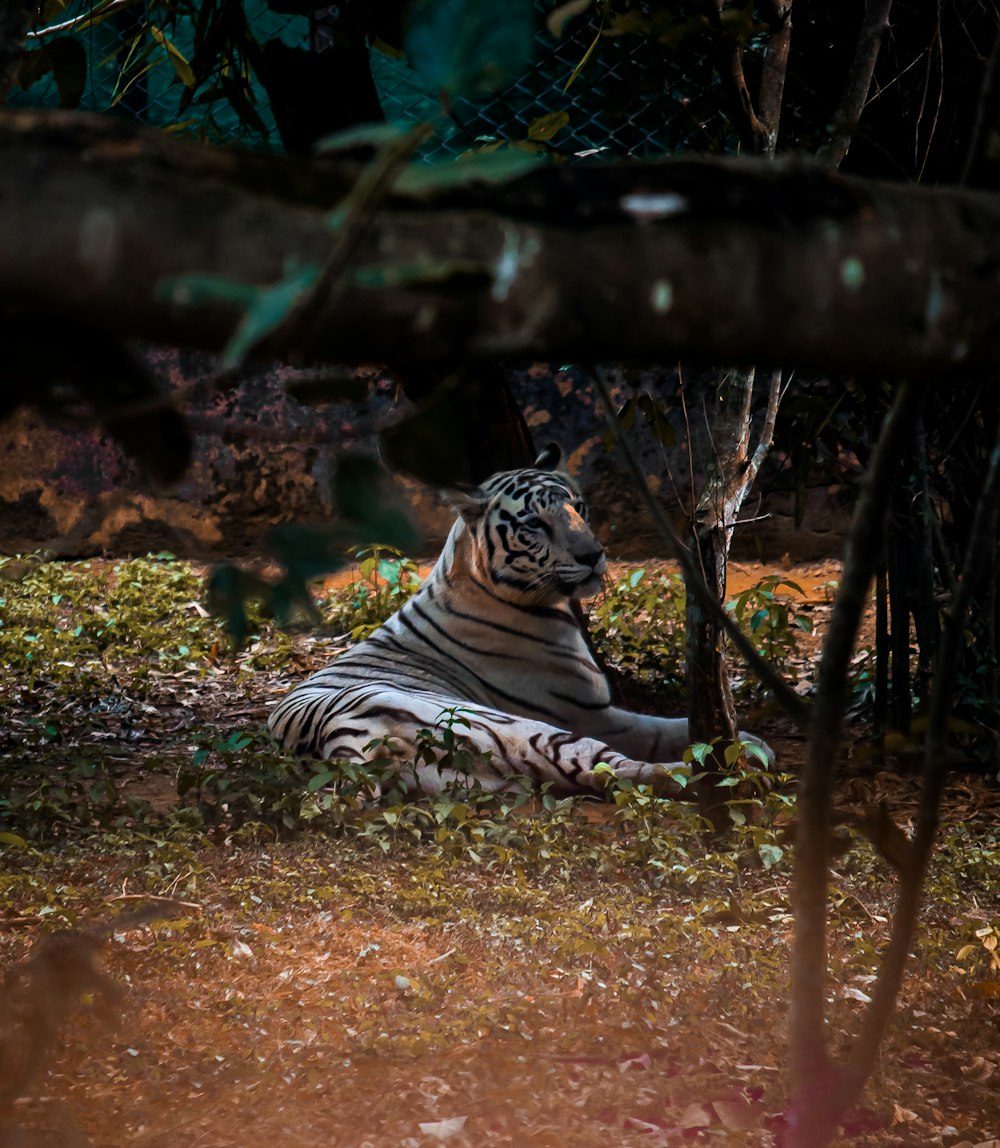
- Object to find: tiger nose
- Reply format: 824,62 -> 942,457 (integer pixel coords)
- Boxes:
579,548 -> 606,573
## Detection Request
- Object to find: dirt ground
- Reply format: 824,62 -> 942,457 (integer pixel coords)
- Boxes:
1,558 -> 999,1148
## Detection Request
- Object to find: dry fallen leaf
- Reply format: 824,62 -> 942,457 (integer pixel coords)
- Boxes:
713,1098 -> 759,1131
891,1102 -> 919,1124
619,1052 -> 651,1072
624,1115 -> 664,1133
677,1103 -> 713,1129
417,1116 -> 467,1142
842,985 -> 873,1003
960,1056 -> 997,1083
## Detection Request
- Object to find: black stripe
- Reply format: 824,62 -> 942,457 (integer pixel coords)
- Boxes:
549,691 -> 612,711
467,572 -> 577,622
436,597 -> 570,645
410,599 -> 520,663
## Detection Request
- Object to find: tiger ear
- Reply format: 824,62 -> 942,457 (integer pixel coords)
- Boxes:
445,485 -> 488,524
534,442 -> 562,471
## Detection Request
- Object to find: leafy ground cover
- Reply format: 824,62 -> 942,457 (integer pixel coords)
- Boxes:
1,555 -> 999,1147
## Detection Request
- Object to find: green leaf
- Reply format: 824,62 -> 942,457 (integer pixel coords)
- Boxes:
0,831 -> 28,847
527,110 -> 570,141
394,149 -> 542,196
149,25 -> 195,87
307,769 -> 335,792
562,21 -> 602,93
378,558 -> 402,585
684,742 -> 713,767
742,740 -> 771,766
723,742 -> 743,767
314,121 -> 418,154
158,263 -> 322,368
221,264 -> 320,369
156,274 -> 260,309
758,843 -> 784,870
405,0 -> 536,101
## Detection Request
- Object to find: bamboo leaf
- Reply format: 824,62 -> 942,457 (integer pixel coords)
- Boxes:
150,25 -> 195,87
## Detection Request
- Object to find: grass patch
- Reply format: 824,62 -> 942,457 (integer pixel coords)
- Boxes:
2,554 -> 999,1145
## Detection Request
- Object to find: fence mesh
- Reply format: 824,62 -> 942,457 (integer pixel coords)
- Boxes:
10,1 -> 723,160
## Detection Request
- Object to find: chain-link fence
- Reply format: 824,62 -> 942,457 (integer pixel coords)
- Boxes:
10,1 -> 724,160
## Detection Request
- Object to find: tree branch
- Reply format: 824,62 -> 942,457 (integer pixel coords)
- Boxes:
960,12 -> 1000,186
817,0 -> 895,169
3,110 -> 1000,376
838,413 -> 1000,1108
758,1 -> 794,157
588,368 -> 809,724
787,379 -> 924,1148
23,0 -> 140,41
747,369 -> 783,482
702,0 -> 770,153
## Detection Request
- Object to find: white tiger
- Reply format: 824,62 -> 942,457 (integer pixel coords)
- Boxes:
269,447 -> 768,796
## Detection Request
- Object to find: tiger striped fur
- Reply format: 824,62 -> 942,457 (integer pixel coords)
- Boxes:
269,448 -> 767,796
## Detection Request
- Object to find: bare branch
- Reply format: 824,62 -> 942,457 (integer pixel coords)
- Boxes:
787,379 -> 924,1148
840,414 -> 1000,1106
23,0 -> 140,41
817,0 -> 895,168
960,13 -> 1000,185
747,369 -> 783,482
702,0 -> 770,153
758,1 -> 794,157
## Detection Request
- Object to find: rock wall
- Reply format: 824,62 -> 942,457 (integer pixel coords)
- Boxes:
0,351 -> 849,561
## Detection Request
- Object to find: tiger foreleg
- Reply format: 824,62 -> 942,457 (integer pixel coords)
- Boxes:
585,709 -> 691,765
587,709 -> 775,772
272,686 -> 689,798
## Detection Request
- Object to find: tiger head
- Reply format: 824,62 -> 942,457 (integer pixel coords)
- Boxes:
449,445 -> 607,602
